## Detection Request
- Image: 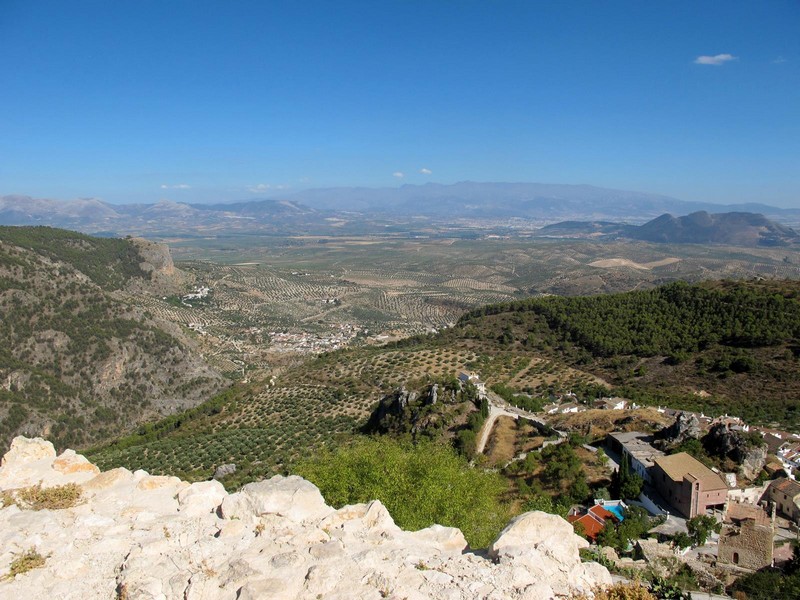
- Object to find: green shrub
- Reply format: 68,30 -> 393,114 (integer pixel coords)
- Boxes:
295,437 -> 509,548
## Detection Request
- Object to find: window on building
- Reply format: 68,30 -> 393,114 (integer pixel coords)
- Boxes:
733,552 -> 739,564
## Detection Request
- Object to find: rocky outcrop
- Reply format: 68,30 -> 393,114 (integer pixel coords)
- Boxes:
654,412 -> 701,450
0,437 -> 611,599
213,463 -> 237,480
702,423 -> 767,480
125,237 -> 191,295
739,445 -> 768,480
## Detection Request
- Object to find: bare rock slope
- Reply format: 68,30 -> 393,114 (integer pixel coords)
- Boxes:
0,437 -> 610,600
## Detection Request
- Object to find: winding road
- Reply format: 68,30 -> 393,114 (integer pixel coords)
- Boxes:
474,390 -> 566,455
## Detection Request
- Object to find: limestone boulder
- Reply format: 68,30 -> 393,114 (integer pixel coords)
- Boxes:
489,510 -> 588,564
177,480 -> 227,517
320,500 -> 400,535
407,523 -> 468,553
0,437 -> 99,489
0,438 -> 613,600
488,510 -> 600,597
83,467 -> 135,492
221,475 -> 333,523
1,437 -> 56,466
52,450 -> 100,476
213,463 -> 236,480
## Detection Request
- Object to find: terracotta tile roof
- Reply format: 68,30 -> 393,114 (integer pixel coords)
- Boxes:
588,505 -> 617,522
569,513 -> 605,540
772,477 -> 800,497
654,452 -> 728,491
762,433 -> 787,454
725,503 -> 772,527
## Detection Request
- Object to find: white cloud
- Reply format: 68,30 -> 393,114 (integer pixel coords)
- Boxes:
694,53 -> 737,66
419,168 -> 432,175
160,183 -> 191,189
773,56 -> 787,64
393,171 -> 405,178
248,183 -> 290,193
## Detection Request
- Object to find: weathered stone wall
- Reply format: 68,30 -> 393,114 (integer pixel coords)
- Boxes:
718,521 -> 773,571
0,437 -> 611,600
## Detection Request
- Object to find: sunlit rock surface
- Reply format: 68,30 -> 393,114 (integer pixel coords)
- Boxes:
0,436 -> 611,599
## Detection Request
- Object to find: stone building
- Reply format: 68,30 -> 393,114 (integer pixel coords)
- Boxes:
765,478 -> 800,523
651,452 -> 728,518
718,503 -> 773,570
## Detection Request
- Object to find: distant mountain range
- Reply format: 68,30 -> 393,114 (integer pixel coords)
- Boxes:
1,182 -> 798,236
277,181 -> 799,221
537,211 -> 800,247
0,195 -> 316,235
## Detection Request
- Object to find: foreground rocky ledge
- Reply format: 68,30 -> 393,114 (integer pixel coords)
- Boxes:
0,437 -> 610,599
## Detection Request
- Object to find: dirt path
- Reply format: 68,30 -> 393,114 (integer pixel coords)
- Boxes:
475,403 -> 516,454
475,390 -> 564,455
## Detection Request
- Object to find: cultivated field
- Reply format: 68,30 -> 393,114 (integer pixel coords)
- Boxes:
124,234 -> 800,378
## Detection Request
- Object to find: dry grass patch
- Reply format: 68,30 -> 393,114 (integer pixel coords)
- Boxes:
549,408 -> 672,439
3,548 -> 47,580
9,483 -> 83,510
572,583 -> 656,600
485,416 -> 518,465
575,446 -> 612,487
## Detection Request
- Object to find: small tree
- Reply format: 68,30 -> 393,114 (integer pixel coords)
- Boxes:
596,519 -> 621,550
595,486 -> 611,501
686,515 -> 720,546
620,471 -> 644,500
671,532 -> 693,550
613,453 -> 643,500
617,506 -> 652,548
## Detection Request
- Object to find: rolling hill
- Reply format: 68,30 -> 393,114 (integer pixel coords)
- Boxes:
0,226 -> 227,450
87,278 -> 800,490
538,211 -> 799,247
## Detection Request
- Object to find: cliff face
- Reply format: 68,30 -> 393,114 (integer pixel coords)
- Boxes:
0,437 -> 610,600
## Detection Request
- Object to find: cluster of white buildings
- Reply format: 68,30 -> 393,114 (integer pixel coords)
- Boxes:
181,285 -> 211,304
267,323 -> 362,354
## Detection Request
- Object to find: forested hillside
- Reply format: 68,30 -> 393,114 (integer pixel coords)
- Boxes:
454,280 -> 800,425
0,227 -> 226,449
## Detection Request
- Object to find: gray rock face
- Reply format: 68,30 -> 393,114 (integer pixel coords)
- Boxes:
429,383 -> 439,406
703,423 -> 768,479
0,436 -> 611,600
213,463 -> 236,480
740,445 -> 768,480
656,412 -> 701,450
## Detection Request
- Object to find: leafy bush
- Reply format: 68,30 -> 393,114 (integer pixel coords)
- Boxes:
295,437 -> 509,548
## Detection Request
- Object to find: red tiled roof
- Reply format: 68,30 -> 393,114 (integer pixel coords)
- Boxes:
772,478 -> 800,497
725,503 -> 772,527
570,514 -> 604,540
588,505 -> 617,522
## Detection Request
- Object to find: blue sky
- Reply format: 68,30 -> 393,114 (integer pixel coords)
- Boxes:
1,1 -> 798,206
